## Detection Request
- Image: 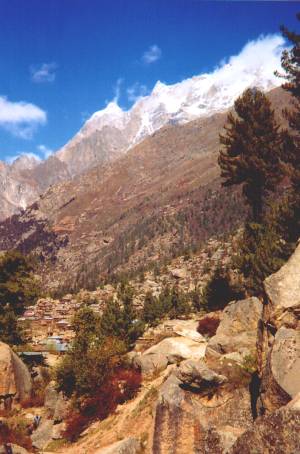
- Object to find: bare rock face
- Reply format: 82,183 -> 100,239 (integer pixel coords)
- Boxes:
153,369 -> 252,454
270,328 -> 300,400
94,437 -> 141,454
264,243 -> 300,330
44,381 -> 69,422
259,244 -> 300,413
259,326 -> 300,412
206,297 -> 263,360
228,407 -> 300,454
151,298 -> 265,453
0,342 -> 32,407
144,337 -> 207,364
133,352 -> 168,377
31,419 -> 54,450
175,359 -> 227,388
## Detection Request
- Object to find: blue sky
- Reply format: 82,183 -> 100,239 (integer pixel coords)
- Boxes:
0,0 -> 299,162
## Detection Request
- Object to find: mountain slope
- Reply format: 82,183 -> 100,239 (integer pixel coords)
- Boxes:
0,88 -> 290,292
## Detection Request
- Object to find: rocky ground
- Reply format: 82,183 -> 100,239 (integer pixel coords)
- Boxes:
1,240 -> 300,453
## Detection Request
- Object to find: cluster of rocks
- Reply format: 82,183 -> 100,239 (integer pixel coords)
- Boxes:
1,241 -> 300,454
148,243 -> 300,454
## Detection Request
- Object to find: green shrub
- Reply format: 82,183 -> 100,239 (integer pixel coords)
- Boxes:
100,287 -> 145,347
142,291 -> 163,327
142,285 -> 191,326
234,218 -> 291,296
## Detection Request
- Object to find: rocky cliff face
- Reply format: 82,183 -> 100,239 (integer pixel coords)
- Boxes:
0,342 -> 32,409
148,246 -> 300,454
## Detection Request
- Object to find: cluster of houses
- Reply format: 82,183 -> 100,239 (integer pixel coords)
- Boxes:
17,287 -> 116,354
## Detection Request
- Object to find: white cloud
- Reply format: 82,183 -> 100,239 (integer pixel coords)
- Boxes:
37,144 -> 53,158
142,45 -> 162,64
212,34 -> 286,88
30,62 -> 57,83
0,96 -> 47,139
127,82 -> 149,102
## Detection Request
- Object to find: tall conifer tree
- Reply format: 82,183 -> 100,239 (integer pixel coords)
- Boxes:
218,88 -> 282,222
277,14 -> 300,241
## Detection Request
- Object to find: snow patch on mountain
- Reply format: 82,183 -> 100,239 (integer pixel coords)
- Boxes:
59,34 -> 284,156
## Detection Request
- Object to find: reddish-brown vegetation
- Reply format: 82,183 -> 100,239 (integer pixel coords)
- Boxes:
64,368 -> 142,441
197,315 -> 220,337
0,420 -> 33,451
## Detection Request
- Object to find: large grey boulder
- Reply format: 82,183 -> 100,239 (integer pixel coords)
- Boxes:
144,336 -> 206,363
271,327 -> 300,399
95,437 -> 141,454
260,327 -> 300,411
133,352 -> 168,376
0,342 -> 32,407
31,419 -> 54,450
153,371 -> 252,453
259,245 -> 300,412
158,373 -> 185,408
206,297 -> 263,359
264,242 -> 300,328
175,359 -> 227,388
151,301 -> 258,453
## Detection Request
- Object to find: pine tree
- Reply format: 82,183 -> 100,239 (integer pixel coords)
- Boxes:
218,88 -> 282,222
99,285 -> 144,347
277,14 -> 300,241
142,291 -> 162,326
0,250 -> 39,316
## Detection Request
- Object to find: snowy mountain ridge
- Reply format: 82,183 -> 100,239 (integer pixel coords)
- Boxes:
0,34 -> 286,218
58,34 -> 284,157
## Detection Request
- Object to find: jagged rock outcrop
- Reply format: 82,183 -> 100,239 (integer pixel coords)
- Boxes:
0,342 -> 32,408
206,297 -> 263,361
228,405 -> 300,454
264,243 -> 300,329
151,298 -> 263,453
259,243 -> 300,413
152,367 -> 253,454
175,358 -> 227,388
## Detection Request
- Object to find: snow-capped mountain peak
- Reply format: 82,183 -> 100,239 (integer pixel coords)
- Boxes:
54,34 -> 285,174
